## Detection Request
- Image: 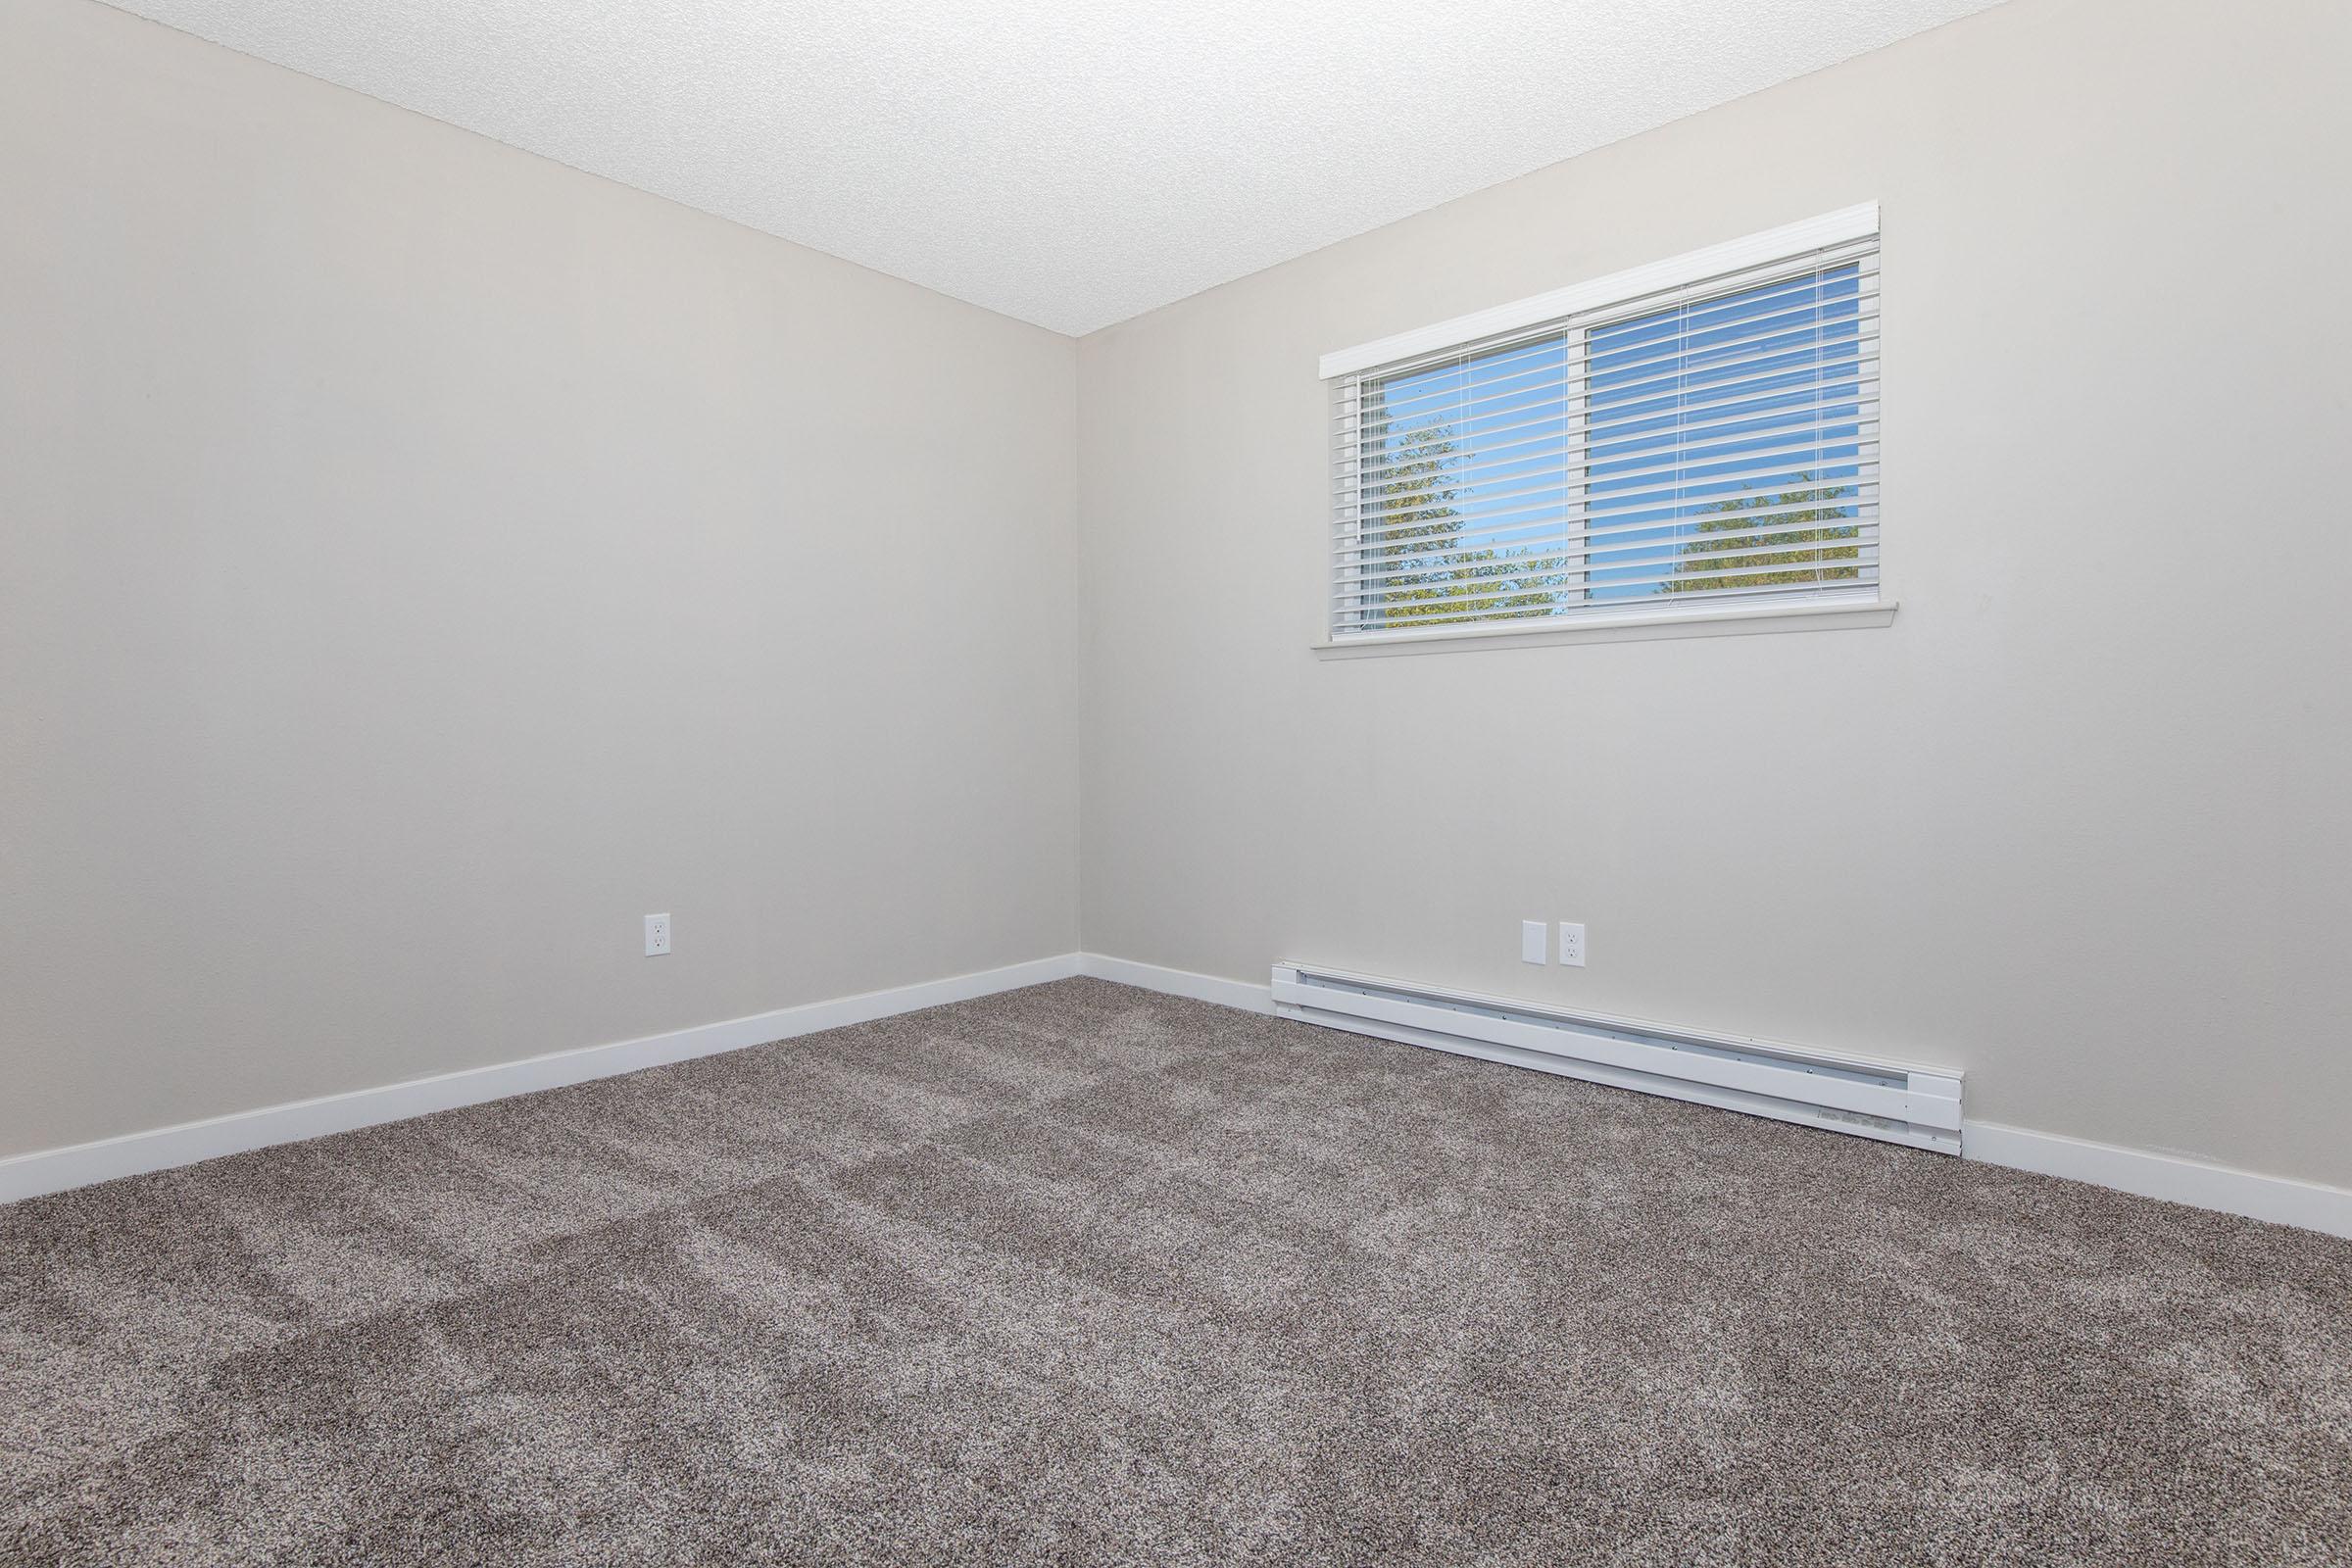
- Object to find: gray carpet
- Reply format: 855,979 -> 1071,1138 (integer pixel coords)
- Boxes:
3,978 -> 2348,1566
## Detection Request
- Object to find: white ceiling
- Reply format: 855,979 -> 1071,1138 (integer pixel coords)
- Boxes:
104,0 -> 2004,335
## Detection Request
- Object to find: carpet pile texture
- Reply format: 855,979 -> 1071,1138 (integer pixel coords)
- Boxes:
4,977 -> 2348,1565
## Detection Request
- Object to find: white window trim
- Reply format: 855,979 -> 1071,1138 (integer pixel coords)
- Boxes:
1317,203 -> 1889,653
1310,597 -> 1896,658
1319,203 -> 1879,380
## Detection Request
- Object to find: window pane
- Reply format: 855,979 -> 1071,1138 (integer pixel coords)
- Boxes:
1583,265 -> 1867,601
1328,223 -> 1879,641
1354,333 -> 1574,628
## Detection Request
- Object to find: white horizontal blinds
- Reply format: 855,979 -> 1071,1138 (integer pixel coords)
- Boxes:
1330,229 -> 1880,636
1338,330 -> 1577,631
1580,242 -> 1878,605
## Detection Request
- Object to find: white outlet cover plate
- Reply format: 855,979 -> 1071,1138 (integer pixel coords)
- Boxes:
1521,920 -> 1547,964
645,913 -> 671,956
1558,922 -> 1586,967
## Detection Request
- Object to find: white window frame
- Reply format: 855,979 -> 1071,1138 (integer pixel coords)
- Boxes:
1317,204 -> 1894,655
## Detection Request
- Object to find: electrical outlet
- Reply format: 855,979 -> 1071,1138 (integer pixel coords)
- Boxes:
1557,921 -> 1586,968
644,913 -> 671,956
1521,920 -> 1548,964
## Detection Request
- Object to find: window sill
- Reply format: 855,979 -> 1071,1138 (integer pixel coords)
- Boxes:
1312,597 -> 1896,658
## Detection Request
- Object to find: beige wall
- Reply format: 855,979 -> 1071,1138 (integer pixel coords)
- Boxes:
1076,0 -> 2352,1189
6,0 -> 2346,1194
0,0 -> 1079,1156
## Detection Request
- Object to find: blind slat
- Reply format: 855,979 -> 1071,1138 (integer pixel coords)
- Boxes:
1340,406 -> 1879,503
1341,537 -> 1872,596
1344,318 -> 1879,438
1345,379 -> 1877,479
1342,477 -> 1877,553
1338,514 -> 1876,576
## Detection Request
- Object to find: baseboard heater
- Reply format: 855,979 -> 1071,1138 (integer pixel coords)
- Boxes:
1271,963 -> 1963,1153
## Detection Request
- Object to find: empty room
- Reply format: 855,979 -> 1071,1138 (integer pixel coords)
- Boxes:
4,0 -> 2348,1561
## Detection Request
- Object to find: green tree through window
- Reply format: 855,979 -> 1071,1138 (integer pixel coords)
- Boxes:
1358,416 -> 1565,624
1660,472 -> 1862,594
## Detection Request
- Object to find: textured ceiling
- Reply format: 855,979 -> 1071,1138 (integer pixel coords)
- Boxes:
101,0 -> 2004,335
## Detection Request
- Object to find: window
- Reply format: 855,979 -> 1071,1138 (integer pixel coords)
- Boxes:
1324,207 -> 1881,642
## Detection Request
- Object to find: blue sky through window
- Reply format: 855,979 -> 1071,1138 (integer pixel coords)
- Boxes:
1584,265 -> 1866,601
1353,263 -> 1866,624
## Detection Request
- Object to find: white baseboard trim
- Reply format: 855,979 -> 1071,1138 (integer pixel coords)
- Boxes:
1964,1121 -> 2352,1240
1076,953 -> 1273,1013
13,951 -> 2345,1243
0,954 -> 1082,1206
1083,954 -> 2352,1241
